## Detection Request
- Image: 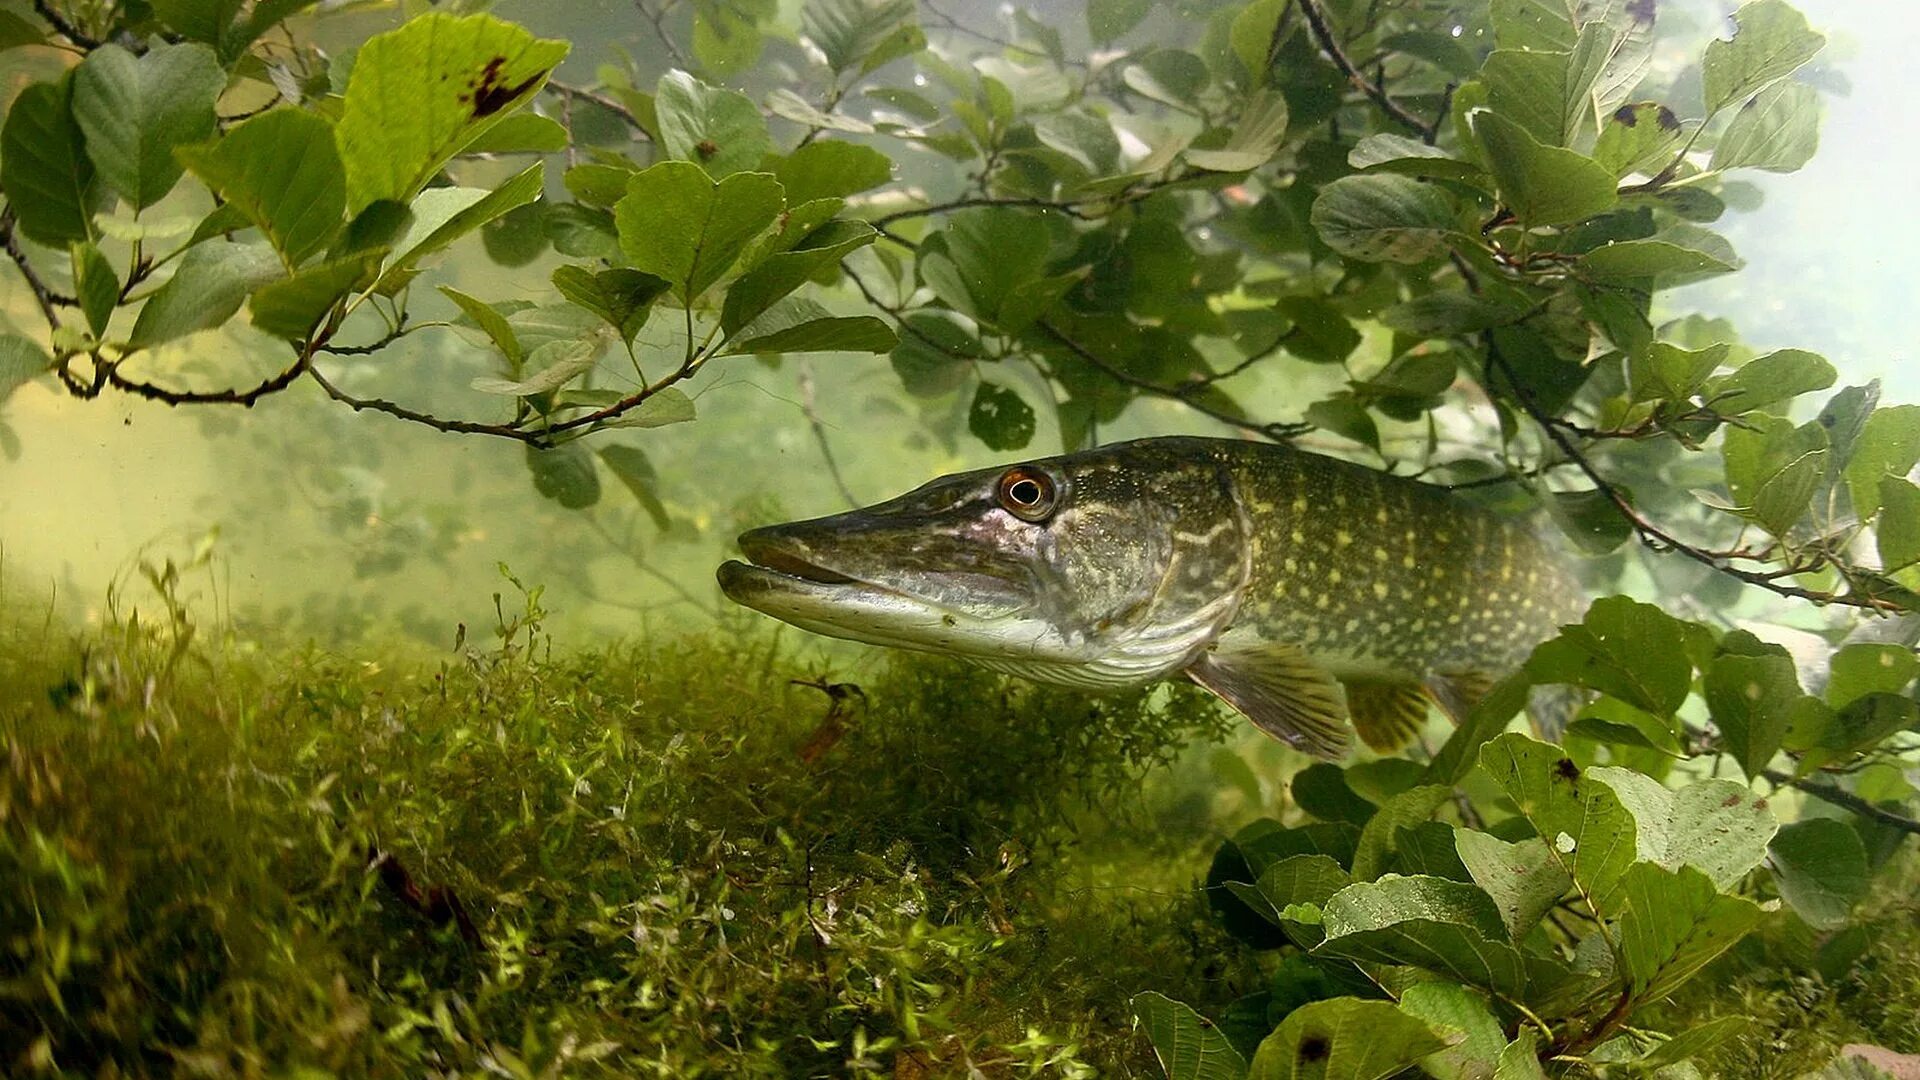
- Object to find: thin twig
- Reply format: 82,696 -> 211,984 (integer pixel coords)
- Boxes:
796,358 -> 860,508
32,0 -> 99,49
0,207 -> 74,328
1296,0 -> 1436,140
104,348 -> 312,407
1035,320 -> 1311,443
1762,768 -> 1920,837
546,81 -> 652,140
634,0 -> 690,68
1481,332 -> 1898,612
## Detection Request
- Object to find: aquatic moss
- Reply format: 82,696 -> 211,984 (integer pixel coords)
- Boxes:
0,588 -> 1245,1077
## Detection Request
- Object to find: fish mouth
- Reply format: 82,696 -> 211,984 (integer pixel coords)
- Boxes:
721,528 -> 869,591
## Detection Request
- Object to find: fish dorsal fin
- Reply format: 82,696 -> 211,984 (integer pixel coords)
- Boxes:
1343,682 -> 1432,752
1188,643 -> 1350,759
1424,671 -> 1498,726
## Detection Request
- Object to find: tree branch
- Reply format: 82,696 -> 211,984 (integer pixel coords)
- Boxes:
32,0 -> 99,49
1762,768 -> 1920,837
1296,0 -> 1438,141
545,81 -> 653,140
1481,332 -> 1900,612
103,348 -> 313,407
0,207 -> 75,329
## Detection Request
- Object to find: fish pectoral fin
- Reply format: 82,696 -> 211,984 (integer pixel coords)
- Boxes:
1343,681 -> 1433,752
1424,671 -> 1499,726
1188,644 -> 1350,759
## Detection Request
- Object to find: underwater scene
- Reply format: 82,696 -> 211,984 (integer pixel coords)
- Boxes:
4,0 -> 1920,1075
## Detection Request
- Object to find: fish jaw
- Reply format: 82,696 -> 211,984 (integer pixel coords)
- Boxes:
716,524 -> 1075,661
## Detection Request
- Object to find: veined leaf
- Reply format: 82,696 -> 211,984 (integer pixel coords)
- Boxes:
1130,992 -> 1248,1080
552,266 -> 671,345
72,42 -> 225,210
773,140 -> 892,204
1317,875 -> 1527,997
1247,997 -> 1450,1080
178,109 -> 346,267
1186,89 -> 1289,173
335,13 -> 569,213
471,337 -> 603,396
1845,405 -> 1920,520
1723,416 -> 1828,536
376,162 -> 545,290
594,387 -> 697,429
1586,767 -> 1778,889
440,284 -> 523,367
1701,0 -> 1825,114
1527,596 -> 1693,716
525,441 -> 600,509
1310,174 -> 1458,264
1616,862 -> 1766,1003
127,241 -> 283,349
1456,832 -> 1572,940
70,242 -> 117,338
0,76 -> 99,246
721,219 -> 877,334
724,299 -> 895,356
1479,733 -> 1638,916
1703,640 -> 1805,781
247,249 -> 383,340
802,0 -> 924,77
0,335 -> 54,402
1768,818 -> 1869,931
616,161 -> 783,300
1712,81 -> 1820,173
655,69 -> 773,179
1472,110 -> 1618,227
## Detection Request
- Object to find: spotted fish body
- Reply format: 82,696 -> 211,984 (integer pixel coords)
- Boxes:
718,436 -> 1583,757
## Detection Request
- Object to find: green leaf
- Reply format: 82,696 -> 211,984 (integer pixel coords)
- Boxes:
801,0 -> 923,76
1638,1016 -> 1754,1070
1527,596 -> 1692,716
1186,89 -> 1290,173
1316,875 -> 1527,997
1594,102 -> 1687,179
1130,992 -> 1248,1080
247,250 -> 382,340
717,296 -> 888,357
0,76 -> 99,246
1628,341 -> 1729,404
1494,1031 -> 1550,1080
149,0 -> 243,45
1712,81 -> 1820,173
440,285 -> 523,368
595,387 -> 697,429
598,444 -> 672,528
471,337 -> 603,396
1845,406 -> 1920,520
69,242 -> 117,338
1246,997 -> 1449,1080
969,381 -> 1037,451
919,208 -> 1053,330
1292,764 -> 1377,826
617,162 -> 783,301
553,266 -> 670,345
1586,768 -> 1779,889
1768,818 -> 1869,931
1310,174 -> 1458,264
765,87 -> 877,134
377,163 -> 545,289
1273,296 -> 1361,365
127,240 -> 283,349
891,309 -> 985,398
1703,646 -> 1805,780
0,335 -> 53,402
1349,133 -> 1485,182
1351,784 -> 1450,880
525,442 -> 601,509
1580,239 -> 1739,285
1876,478 -> 1920,578
1723,416 -> 1829,537
1472,110 -> 1618,227
0,9 -> 46,50
1455,832 -> 1572,940
1478,733 -> 1638,916
461,112 -> 570,154
71,42 -> 225,210
1701,0 -> 1826,114
1617,862 -> 1766,1002
178,109 -> 347,267
1705,348 -> 1836,416
1547,488 -> 1633,555
1397,982 -> 1505,1080
773,141 -> 892,205
1826,643 -> 1920,709
654,69 -> 774,179
721,219 -> 877,334
1815,693 -> 1919,759
1379,291 -> 1527,337
335,13 -> 569,213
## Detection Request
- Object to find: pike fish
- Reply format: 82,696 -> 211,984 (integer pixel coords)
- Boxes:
716,436 -> 1583,757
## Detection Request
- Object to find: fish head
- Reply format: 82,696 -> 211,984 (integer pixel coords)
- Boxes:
716,439 -> 1251,684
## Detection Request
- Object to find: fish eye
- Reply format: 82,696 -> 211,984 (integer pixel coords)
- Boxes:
995,466 -> 1058,523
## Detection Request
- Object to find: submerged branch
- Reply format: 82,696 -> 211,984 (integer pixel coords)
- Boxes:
1763,768 -> 1920,837
1297,0 -> 1438,141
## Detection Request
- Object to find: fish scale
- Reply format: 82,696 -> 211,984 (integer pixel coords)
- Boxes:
718,436 -> 1585,758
